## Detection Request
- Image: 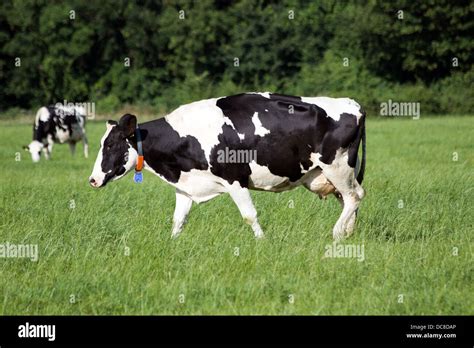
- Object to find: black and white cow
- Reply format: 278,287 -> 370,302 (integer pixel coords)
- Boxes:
24,105 -> 89,162
89,93 -> 366,240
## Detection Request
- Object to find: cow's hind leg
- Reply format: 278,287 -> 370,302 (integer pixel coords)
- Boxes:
335,194 -> 358,238
303,169 -> 357,238
69,141 -> 76,156
227,184 -> 264,239
171,189 -> 193,238
83,134 -> 89,159
331,185 -> 360,241
320,154 -> 364,241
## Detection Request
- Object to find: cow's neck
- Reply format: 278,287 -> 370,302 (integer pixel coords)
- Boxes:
130,119 -> 207,184
130,120 -> 177,183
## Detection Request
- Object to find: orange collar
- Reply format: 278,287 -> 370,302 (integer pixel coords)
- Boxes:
134,126 -> 144,183
135,125 -> 144,171
135,155 -> 144,172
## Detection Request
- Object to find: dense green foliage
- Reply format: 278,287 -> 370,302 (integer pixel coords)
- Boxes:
0,116 -> 473,314
1,0 -> 473,115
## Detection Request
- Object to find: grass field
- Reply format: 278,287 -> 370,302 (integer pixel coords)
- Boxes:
0,115 -> 472,315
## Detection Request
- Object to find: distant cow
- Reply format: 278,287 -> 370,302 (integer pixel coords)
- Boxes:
89,93 -> 366,241
24,105 -> 89,162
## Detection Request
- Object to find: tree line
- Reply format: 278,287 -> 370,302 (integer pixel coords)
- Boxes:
1,0 -> 472,115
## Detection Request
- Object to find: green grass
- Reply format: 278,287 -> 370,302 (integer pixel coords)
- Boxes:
0,115 -> 473,315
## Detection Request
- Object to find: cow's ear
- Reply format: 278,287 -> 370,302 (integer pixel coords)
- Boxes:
118,114 -> 137,138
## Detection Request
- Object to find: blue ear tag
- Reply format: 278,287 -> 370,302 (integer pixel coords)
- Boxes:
134,171 -> 143,183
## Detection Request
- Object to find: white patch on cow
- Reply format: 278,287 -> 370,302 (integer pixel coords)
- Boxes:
89,125 -> 114,187
222,116 -> 245,141
310,149 -> 351,171
27,140 -> 44,163
223,116 -> 246,140
309,152 -> 322,164
251,112 -> 270,137
55,126 -> 70,143
301,97 -> 363,123
298,152 -> 321,175
248,92 -> 271,99
248,161 -> 292,191
36,107 -> 50,123
145,166 -> 226,203
164,98 -> 224,161
223,116 -> 235,128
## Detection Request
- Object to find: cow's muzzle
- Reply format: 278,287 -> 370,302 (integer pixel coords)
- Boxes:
89,177 -> 103,188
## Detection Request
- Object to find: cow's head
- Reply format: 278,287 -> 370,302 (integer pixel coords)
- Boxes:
23,141 -> 44,163
89,114 -> 139,188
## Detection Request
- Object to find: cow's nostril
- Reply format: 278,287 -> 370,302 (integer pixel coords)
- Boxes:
89,178 -> 96,185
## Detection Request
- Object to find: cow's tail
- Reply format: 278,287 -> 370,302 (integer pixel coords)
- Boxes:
356,111 -> 366,185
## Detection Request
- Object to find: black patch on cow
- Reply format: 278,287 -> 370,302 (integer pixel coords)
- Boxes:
212,93 -> 362,187
209,124 -> 253,187
100,127 -> 130,185
318,112 -> 359,165
132,118 -> 209,183
33,120 -> 47,142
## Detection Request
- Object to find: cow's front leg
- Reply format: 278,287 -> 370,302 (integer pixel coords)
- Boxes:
42,143 -> 50,160
46,136 -> 54,160
171,189 -> 193,238
228,184 -> 264,239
